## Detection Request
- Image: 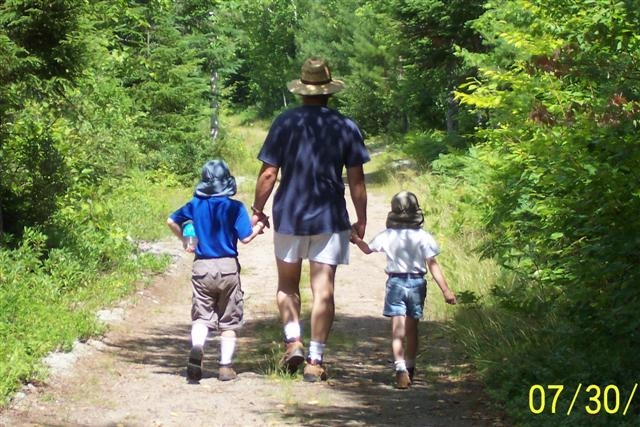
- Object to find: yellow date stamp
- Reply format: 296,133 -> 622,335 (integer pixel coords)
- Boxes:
528,384 -> 638,415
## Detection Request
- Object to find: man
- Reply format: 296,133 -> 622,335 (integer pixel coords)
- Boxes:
251,57 -> 369,382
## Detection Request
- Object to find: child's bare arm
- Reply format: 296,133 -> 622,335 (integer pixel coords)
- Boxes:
167,218 -> 183,240
427,257 -> 456,304
240,221 -> 266,244
167,218 -> 194,252
350,228 -> 374,254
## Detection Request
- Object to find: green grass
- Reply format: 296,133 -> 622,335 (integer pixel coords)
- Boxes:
0,233 -> 171,405
109,170 -> 192,241
0,167 -> 184,405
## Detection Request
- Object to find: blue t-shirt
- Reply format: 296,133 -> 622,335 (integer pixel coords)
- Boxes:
169,196 -> 252,258
258,105 -> 370,235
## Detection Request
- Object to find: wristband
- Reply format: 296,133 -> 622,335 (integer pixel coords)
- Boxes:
251,205 -> 264,215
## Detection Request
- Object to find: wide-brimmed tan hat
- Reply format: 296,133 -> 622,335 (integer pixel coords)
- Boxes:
386,191 -> 425,229
287,57 -> 345,96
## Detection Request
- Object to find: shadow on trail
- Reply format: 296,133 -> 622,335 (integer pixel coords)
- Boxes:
106,312 -> 497,426
101,323 -> 193,377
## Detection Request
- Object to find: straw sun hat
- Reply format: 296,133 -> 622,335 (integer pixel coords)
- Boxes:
287,57 -> 345,96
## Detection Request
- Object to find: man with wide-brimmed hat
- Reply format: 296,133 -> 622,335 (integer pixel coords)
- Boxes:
251,57 -> 370,382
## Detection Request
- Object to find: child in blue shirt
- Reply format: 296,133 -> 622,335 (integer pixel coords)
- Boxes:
168,159 -> 265,382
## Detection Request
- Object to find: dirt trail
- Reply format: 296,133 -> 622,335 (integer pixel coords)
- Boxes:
0,187 -> 503,427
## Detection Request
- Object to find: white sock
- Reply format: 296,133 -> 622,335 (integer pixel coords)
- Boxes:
394,360 -> 408,372
219,336 -> 237,365
284,322 -> 301,341
308,341 -> 325,362
191,323 -> 209,348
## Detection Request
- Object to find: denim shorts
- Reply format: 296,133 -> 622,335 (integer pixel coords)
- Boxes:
383,276 -> 427,319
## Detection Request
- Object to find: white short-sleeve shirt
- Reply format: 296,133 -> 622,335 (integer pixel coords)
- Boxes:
368,228 -> 440,274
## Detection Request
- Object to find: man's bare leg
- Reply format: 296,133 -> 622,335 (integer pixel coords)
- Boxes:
309,261 -> 337,345
276,258 -> 302,324
303,261 -> 336,382
276,258 -> 304,372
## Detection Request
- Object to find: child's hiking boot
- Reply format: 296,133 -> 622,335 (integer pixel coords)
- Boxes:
187,345 -> 204,382
280,339 -> 305,374
395,370 -> 411,389
218,364 -> 237,381
303,359 -> 327,382
407,367 -> 415,382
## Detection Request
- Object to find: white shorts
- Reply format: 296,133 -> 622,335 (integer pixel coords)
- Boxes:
274,231 -> 351,265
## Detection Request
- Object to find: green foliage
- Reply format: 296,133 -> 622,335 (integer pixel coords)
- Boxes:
0,0 -> 219,405
1,0 -> 90,80
108,170 -> 191,241
0,1 -> 85,236
398,129 -> 455,166
452,0 -> 640,424
337,2 -> 405,134
103,0 -> 214,178
208,0 -> 486,138
387,0 -> 486,133
212,0 -> 298,116
0,171 -> 175,404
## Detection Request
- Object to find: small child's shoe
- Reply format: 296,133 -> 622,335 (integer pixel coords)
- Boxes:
218,364 -> 237,381
395,370 -> 411,389
187,345 -> 204,382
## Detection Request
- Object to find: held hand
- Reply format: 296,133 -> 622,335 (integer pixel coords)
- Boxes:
254,220 -> 267,235
349,228 -> 362,244
351,221 -> 366,240
251,212 -> 270,230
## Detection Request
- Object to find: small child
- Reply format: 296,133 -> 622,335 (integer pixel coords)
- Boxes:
167,159 -> 266,383
350,191 -> 456,389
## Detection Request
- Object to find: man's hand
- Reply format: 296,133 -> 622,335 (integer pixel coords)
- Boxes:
349,227 -> 362,244
351,221 -> 366,240
251,212 -> 270,233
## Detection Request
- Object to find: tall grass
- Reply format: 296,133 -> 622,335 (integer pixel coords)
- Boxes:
0,225 -> 170,405
392,140 -> 640,426
0,164 -> 204,404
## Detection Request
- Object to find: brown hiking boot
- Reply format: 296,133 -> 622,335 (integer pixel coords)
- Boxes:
303,359 -> 327,382
218,364 -> 237,381
280,340 -> 305,374
395,370 -> 411,389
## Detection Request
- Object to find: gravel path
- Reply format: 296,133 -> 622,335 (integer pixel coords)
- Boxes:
0,188 -> 504,427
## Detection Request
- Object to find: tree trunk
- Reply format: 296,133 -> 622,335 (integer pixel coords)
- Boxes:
446,92 -> 459,135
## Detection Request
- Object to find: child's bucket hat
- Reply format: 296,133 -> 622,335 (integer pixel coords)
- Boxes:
386,191 -> 424,229
195,159 -> 237,197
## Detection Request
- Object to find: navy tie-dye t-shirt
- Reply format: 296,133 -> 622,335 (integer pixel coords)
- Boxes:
258,105 -> 370,235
